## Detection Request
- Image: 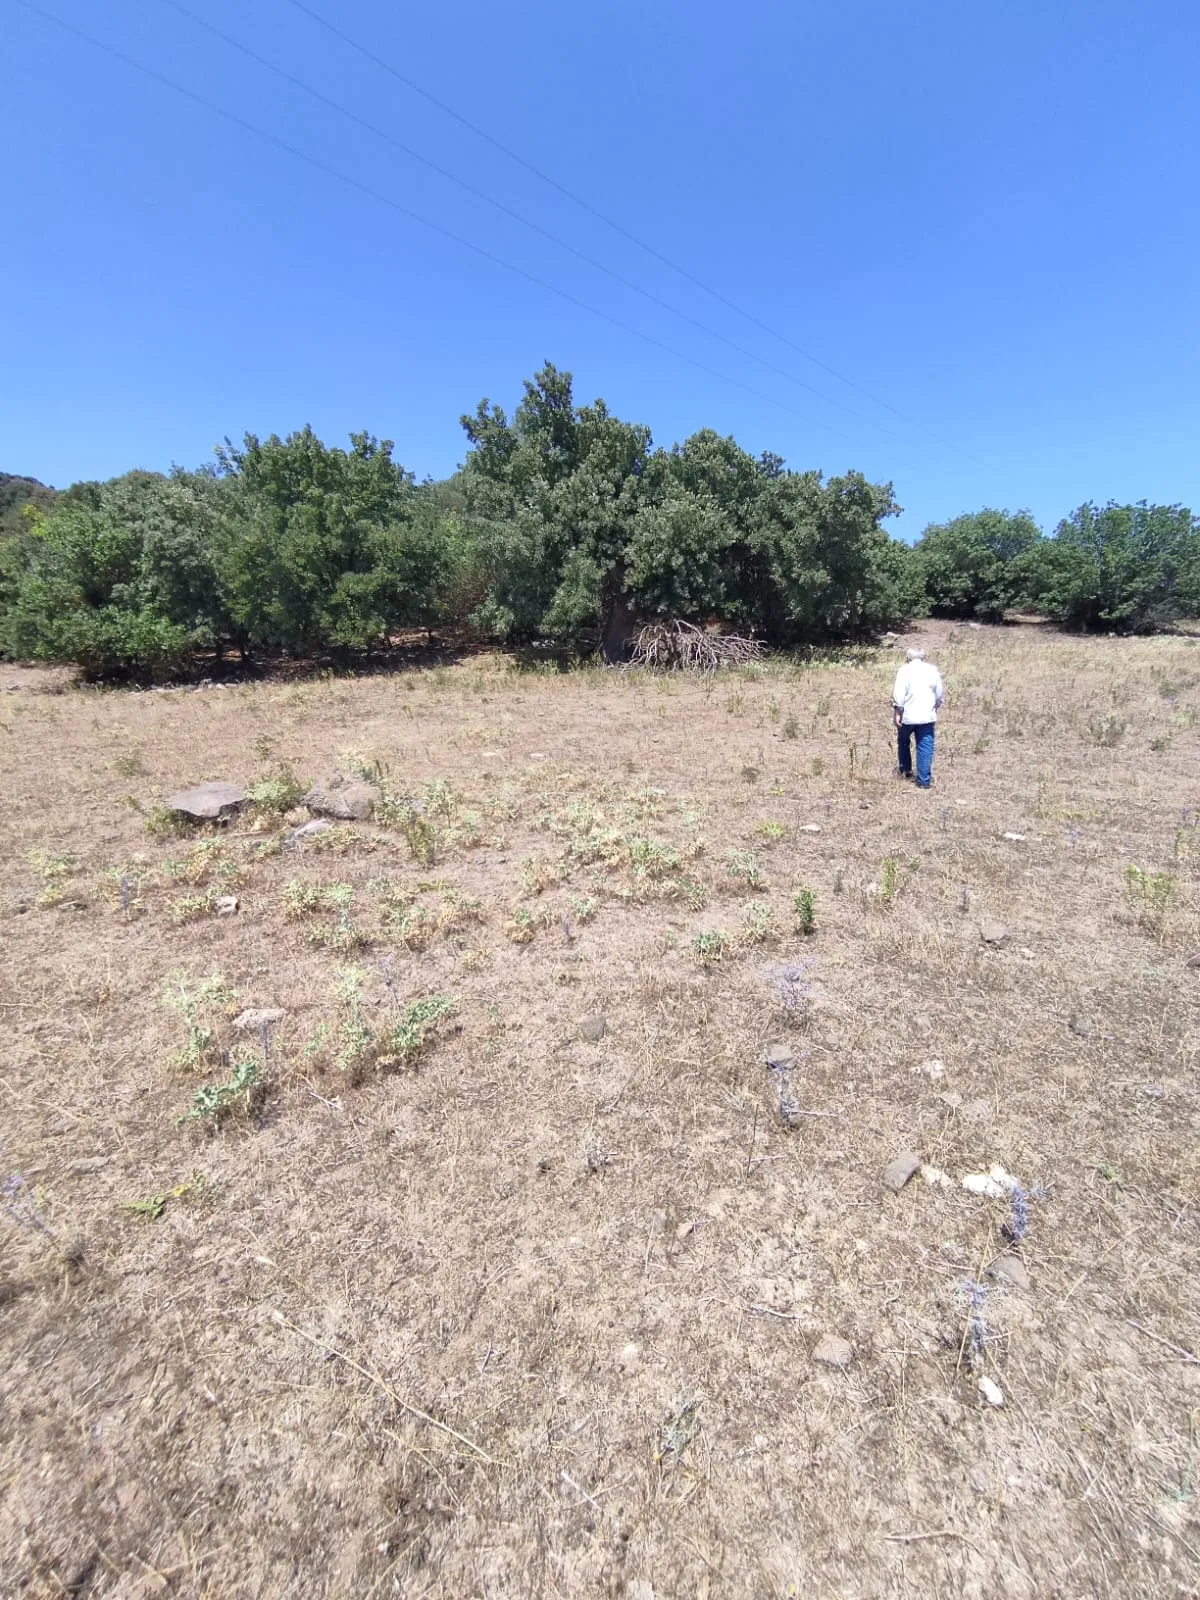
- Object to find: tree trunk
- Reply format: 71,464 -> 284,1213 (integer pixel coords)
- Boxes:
600,577 -> 636,664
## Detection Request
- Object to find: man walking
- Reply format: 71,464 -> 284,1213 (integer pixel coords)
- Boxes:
892,647 -> 944,789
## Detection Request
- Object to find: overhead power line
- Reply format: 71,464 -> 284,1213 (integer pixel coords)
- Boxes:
281,0 -> 967,457
13,0 -> 881,455
150,0 -> 924,453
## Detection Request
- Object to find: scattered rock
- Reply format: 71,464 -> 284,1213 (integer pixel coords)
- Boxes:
764,1042 -> 796,1070
978,1376 -> 1005,1407
1186,951 -> 1200,970
962,1098 -> 993,1125
979,922 -> 1011,947
1068,1014 -> 1094,1038
921,1163 -> 954,1189
913,1014 -> 932,1035
302,777 -> 380,821
812,1334 -> 854,1369
1001,832 -> 1027,842
986,1254 -> 1031,1291
579,1014 -> 608,1043
675,1219 -> 696,1240
285,818 -> 334,846
881,1151 -> 921,1192
799,823 -> 822,834
234,1008 -> 285,1034
968,1466 -> 991,1495
215,895 -> 238,917
962,1164 -> 1020,1199
68,1156 -> 110,1175
650,1208 -> 668,1236
912,1057 -> 945,1080
617,1342 -> 642,1376
165,780 -> 245,822
937,1091 -> 963,1110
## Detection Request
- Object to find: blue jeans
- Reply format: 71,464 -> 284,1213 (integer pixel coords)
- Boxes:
897,722 -> 935,787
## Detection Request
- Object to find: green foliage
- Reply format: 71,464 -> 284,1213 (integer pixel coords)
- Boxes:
245,768 -> 304,814
163,973 -> 235,1068
1124,863 -> 1175,930
185,1056 -> 262,1123
725,848 -> 766,889
913,509 -> 1042,621
389,996 -> 456,1061
793,887 -> 817,933
460,365 -> 907,655
691,929 -> 729,961
1024,502 -> 1200,632
879,856 -> 901,905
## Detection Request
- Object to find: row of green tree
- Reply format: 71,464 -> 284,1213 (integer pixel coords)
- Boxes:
915,504 -> 1200,631
1,364 -> 1196,678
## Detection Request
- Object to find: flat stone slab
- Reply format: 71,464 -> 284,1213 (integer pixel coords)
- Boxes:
165,781 -> 245,821
980,921 -> 1012,946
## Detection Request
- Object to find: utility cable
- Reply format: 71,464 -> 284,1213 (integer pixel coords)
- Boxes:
12,0 -> 886,455
149,0 -> 924,451
281,0 -> 967,456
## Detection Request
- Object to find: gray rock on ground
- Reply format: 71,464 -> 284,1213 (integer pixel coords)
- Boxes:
986,1254 -> 1031,1291
812,1334 -> 854,1369
579,1014 -> 608,1042
881,1151 -> 921,1192
165,781 -> 246,822
234,1008 -> 285,1033
979,921 -> 1012,947
764,1042 -> 796,1070
302,775 -> 380,821
285,819 -> 334,847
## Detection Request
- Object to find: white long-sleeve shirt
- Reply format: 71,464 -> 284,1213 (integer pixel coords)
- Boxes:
893,660 -> 945,725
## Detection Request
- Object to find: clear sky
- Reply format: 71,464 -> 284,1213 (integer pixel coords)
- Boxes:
3,0 -> 1198,539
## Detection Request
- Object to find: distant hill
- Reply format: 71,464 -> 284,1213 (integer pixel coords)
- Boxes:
0,472 -> 58,537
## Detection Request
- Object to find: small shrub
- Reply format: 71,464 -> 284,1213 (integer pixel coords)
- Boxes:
726,848 -> 766,890
793,887 -> 816,934
782,715 -> 800,740
245,768 -> 304,814
1087,715 -> 1126,748
692,929 -> 729,962
163,974 -> 236,1069
185,1056 -> 262,1125
113,747 -> 148,778
283,880 -> 369,950
880,856 -> 900,905
755,821 -> 786,844
400,809 -> 438,866
1124,863 -> 1175,930
334,965 -> 374,1074
741,901 -> 773,944
387,996 -> 456,1064
569,894 -> 598,924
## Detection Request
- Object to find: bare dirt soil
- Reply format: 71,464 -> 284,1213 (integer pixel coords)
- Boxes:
2,622 -> 1199,1599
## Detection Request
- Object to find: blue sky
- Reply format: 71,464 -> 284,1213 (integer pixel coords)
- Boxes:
4,0 -> 1198,539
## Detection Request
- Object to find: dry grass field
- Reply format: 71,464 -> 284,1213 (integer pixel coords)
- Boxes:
2,621 -> 1200,1599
